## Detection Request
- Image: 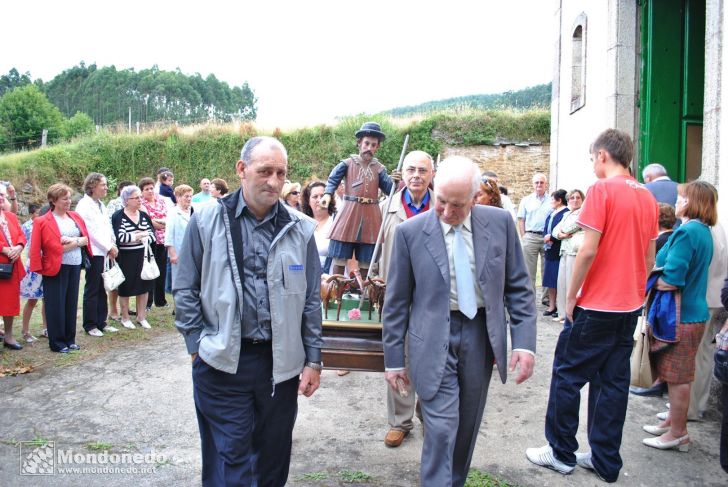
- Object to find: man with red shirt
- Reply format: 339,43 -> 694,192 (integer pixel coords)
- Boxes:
376,150 -> 435,448
527,129 -> 658,482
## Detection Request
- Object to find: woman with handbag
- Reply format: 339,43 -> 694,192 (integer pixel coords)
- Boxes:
111,185 -> 155,330
642,181 -> 716,452
0,183 -> 27,351
29,183 -> 91,353
139,177 -> 169,310
76,173 -> 119,337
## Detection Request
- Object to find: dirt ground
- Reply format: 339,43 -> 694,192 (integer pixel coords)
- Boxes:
1,309 -> 725,486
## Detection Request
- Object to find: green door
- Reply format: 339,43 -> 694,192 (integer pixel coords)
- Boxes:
639,0 -> 705,182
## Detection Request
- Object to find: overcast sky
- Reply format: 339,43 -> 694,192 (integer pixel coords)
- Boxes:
1,0 -> 555,128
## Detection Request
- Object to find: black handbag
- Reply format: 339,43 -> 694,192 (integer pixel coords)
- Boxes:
81,246 -> 92,271
0,262 -> 13,279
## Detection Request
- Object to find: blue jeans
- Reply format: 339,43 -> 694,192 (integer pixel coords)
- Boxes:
544,306 -> 639,483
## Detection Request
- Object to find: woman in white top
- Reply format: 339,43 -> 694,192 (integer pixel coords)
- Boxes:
76,173 -> 119,337
165,184 -> 194,288
551,189 -> 585,323
301,181 -> 336,273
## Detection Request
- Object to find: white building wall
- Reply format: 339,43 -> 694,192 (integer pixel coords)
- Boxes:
713,0 -> 728,224
551,1 -> 639,194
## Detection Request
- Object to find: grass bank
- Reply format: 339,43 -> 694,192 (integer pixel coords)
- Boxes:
0,110 -> 549,208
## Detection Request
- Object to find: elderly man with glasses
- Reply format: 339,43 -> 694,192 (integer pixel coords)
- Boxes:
518,173 -> 552,303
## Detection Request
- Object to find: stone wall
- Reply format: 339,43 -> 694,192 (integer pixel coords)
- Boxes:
442,144 -> 551,206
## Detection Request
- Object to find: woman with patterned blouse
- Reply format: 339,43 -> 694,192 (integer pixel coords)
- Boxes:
138,177 -> 169,310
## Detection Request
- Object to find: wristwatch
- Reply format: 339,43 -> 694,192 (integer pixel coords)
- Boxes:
304,361 -> 323,371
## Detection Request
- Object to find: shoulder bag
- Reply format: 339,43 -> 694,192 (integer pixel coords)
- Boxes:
140,241 -> 160,281
102,256 -> 125,291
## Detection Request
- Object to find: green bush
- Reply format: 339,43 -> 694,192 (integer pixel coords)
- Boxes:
63,112 -> 95,140
0,109 -> 549,206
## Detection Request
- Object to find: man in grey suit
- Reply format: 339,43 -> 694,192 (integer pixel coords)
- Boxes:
382,156 -> 537,487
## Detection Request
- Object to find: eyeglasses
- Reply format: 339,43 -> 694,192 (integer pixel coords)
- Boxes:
290,191 -> 300,196
128,196 -> 141,200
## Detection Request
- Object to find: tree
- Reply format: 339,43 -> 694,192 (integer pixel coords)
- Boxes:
0,68 -> 33,97
0,85 -> 65,151
63,111 -> 95,139
43,62 -> 257,125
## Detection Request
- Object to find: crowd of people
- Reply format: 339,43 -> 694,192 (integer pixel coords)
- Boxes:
1,123 -> 728,485
0,170 -> 228,353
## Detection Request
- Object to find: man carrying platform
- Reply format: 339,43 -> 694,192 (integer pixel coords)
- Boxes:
377,150 -> 435,448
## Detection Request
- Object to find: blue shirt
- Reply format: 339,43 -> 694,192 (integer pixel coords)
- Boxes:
517,192 -> 551,232
403,189 -> 430,215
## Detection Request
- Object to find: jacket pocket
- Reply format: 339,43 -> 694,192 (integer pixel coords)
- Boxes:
280,253 -> 307,295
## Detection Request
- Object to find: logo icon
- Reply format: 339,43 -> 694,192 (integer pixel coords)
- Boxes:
20,441 -> 55,475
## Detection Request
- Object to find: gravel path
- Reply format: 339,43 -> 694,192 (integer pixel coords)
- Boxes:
0,313 -> 724,486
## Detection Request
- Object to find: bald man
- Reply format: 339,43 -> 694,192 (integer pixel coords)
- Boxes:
376,150 -> 435,448
383,156 -> 536,486
192,178 -> 212,207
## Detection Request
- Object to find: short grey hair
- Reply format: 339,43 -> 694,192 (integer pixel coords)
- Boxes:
643,163 -> 667,179
120,185 -> 141,207
240,136 -> 288,166
434,156 -> 480,197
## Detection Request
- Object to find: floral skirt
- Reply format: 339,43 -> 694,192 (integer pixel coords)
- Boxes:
20,261 -> 43,299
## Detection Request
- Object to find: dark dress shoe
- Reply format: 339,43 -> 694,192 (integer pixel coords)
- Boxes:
543,309 -> 557,317
68,344 -> 81,351
3,341 -> 23,350
58,347 -> 70,353
629,382 -> 667,397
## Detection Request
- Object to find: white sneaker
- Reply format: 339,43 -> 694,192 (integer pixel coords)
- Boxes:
121,320 -> 136,329
575,451 -> 594,470
87,328 -> 104,337
526,445 -> 574,475
138,319 -> 151,329
104,325 -> 119,333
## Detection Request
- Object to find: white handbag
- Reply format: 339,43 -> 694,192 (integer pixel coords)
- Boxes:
140,242 -> 160,281
102,256 -> 125,292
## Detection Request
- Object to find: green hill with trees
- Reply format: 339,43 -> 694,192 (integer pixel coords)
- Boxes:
0,65 -> 256,151
383,83 -> 551,117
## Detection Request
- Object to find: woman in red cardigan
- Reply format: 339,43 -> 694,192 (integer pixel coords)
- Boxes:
29,183 -> 92,353
0,183 -> 27,350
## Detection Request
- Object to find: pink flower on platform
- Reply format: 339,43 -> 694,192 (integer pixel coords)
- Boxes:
348,308 -> 361,320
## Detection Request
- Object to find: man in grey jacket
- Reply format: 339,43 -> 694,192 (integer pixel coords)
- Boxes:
174,136 -> 323,487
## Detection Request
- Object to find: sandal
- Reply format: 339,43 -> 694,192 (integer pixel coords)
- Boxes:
23,332 -> 37,344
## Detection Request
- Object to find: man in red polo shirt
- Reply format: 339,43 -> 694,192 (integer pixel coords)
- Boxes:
376,150 -> 435,448
527,129 -> 658,482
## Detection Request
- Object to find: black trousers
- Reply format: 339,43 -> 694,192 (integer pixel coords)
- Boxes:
192,343 -> 298,487
722,383 -> 728,474
147,243 -> 168,307
83,255 -> 108,332
44,264 -> 81,352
